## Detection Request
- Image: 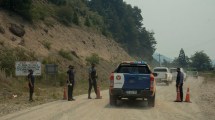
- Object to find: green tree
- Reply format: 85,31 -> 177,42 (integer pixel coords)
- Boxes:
87,0 -> 157,61
190,51 -> 212,71
171,57 -> 179,67
0,48 -> 36,76
48,0 -> 67,5
73,12 -> 80,25
56,6 -> 73,25
178,48 -> 188,68
1,0 -> 32,20
0,49 -> 16,77
85,17 -> 91,27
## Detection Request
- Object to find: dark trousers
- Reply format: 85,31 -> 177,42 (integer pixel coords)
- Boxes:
176,83 -> 183,101
88,79 -> 97,97
28,83 -> 34,100
68,82 -> 74,100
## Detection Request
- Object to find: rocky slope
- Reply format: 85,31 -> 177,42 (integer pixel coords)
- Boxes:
0,9 -> 133,116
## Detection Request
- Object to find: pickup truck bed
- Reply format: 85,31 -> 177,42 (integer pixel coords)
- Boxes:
153,67 -> 173,85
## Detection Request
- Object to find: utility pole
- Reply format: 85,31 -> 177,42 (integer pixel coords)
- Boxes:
158,54 -> 161,67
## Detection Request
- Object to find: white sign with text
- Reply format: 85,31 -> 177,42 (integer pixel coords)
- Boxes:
15,61 -> 41,76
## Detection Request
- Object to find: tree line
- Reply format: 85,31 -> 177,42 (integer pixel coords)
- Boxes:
162,49 -> 213,71
0,0 -> 157,61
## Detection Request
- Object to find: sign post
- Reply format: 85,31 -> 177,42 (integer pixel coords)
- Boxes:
45,64 -> 58,85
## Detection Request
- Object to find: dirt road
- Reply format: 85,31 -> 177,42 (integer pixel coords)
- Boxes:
0,77 -> 211,120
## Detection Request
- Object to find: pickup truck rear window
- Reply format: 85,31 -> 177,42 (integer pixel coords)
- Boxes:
154,69 -> 167,72
116,65 -> 151,74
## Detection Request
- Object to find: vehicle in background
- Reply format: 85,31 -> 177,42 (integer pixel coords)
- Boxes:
187,68 -> 198,79
170,68 -> 187,81
153,67 -> 173,85
109,61 -> 157,107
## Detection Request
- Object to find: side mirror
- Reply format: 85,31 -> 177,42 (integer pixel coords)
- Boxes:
152,73 -> 158,77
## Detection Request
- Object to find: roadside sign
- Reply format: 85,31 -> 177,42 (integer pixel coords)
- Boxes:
15,61 -> 41,76
45,64 -> 58,75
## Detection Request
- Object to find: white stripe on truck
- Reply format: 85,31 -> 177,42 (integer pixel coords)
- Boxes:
114,73 -> 124,88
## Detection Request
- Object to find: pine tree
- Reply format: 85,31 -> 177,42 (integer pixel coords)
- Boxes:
73,12 -> 80,25
85,17 -> 91,27
178,48 -> 187,68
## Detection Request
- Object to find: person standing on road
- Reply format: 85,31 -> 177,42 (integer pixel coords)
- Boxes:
28,69 -> 35,102
88,63 -> 98,99
67,65 -> 75,101
176,68 -> 184,102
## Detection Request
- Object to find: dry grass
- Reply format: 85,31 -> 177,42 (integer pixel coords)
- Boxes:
0,70 -> 8,81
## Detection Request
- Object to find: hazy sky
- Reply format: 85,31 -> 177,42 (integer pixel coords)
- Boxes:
123,0 -> 215,60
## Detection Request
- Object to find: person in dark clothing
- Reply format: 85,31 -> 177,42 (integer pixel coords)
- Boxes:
88,63 -> 98,99
176,68 -> 184,102
28,69 -> 35,102
67,65 -> 75,101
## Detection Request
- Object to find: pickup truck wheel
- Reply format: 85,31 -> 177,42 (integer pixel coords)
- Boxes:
148,95 -> 155,107
110,94 -> 117,106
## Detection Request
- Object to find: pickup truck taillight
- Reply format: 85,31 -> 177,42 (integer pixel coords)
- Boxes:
150,74 -> 155,91
110,73 -> 114,87
109,73 -> 114,95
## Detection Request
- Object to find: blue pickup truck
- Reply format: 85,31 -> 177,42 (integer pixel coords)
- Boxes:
109,61 -> 157,107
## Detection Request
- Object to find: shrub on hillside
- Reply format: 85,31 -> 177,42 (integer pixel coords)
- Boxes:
56,6 -> 73,26
42,56 -> 58,65
84,17 -> 91,27
85,53 -> 100,65
0,48 -> 37,77
30,3 -> 50,21
58,49 -> 72,60
73,12 -> 79,25
42,40 -> 51,50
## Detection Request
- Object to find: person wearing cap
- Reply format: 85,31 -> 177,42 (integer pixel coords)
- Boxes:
67,65 -> 75,101
88,63 -> 98,99
176,68 -> 184,102
28,69 -> 35,102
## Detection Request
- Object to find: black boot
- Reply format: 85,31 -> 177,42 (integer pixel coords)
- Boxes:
88,91 -> 92,99
29,92 -> 33,101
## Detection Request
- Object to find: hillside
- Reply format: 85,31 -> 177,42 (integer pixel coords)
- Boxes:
1,10 -> 131,57
0,9 -> 134,116
153,52 -> 173,63
0,0 -> 157,116
0,9 -> 135,82
0,0 -> 157,60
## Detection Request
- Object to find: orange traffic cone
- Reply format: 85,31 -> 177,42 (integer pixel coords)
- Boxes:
174,87 -> 181,102
184,87 -> 191,103
96,85 -> 102,99
63,86 -> 67,100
